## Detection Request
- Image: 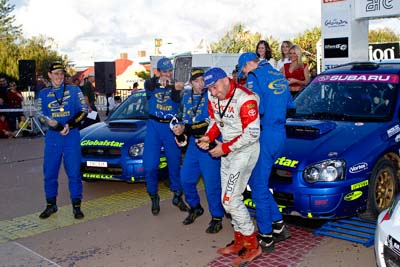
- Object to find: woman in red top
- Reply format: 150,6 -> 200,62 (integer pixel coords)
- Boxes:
282,45 -> 310,97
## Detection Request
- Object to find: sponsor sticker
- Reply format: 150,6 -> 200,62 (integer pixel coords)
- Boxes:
315,74 -> 399,84
350,180 -> 369,190
388,125 -> 400,138
344,191 -> 363,201
349,162 -> 368,174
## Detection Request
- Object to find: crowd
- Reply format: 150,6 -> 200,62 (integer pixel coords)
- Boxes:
1,39 -> 313,266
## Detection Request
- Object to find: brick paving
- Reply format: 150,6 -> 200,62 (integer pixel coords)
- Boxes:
208,226 -> 325,267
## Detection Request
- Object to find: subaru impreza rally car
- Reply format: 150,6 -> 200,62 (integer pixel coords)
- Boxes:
79,91 -> 167,182
266,61 -> 400,219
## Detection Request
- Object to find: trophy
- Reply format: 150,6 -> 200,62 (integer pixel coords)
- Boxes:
170,115 -> 187,147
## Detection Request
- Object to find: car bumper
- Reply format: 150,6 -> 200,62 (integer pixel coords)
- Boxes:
81,156 -> 167,183
270,175 -> 369,218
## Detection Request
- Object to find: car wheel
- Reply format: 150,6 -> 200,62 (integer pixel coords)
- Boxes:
367,158 -> 398,218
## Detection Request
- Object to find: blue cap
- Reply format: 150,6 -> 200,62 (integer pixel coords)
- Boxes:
237,52 -> 258,77
157,57 -> 173,71
204,67 -> 227,88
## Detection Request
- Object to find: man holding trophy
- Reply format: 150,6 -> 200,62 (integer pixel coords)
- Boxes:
37,63 -> 87,219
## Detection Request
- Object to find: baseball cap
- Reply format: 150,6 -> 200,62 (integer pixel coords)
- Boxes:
157,57 -> 173,71
190,68 -> 204,81
237,52 -> 258,77
49,63 -> 65,73
204,67 -> 227,88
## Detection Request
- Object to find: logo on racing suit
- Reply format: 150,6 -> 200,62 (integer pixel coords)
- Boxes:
268,78 -> 288,95
223,172 -> 240,204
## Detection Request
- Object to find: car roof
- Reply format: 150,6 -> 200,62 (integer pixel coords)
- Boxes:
323,61 -> 400,75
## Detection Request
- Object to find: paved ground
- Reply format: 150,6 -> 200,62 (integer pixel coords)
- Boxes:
0,136 -> 377,267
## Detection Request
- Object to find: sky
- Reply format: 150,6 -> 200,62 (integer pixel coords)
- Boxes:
9,0 -> 400,67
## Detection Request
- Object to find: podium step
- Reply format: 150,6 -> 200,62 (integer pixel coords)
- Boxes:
314,216 -> 376,247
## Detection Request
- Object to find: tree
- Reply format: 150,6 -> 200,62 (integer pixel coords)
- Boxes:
210,23 -> 281,61
211,23 -> 262,54
135,70 -> 150,80
0,0 -> 21,42
291,27 -> 321,69
369,27 -> 400,43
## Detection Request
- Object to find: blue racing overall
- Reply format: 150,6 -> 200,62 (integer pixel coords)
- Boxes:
180,90 -> 224,218
246,61 -> 292,235
37,83 -> 87,201
143,77 -> 183,195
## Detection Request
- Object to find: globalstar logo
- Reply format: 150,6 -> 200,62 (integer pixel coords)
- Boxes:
315,74 -> 399,83
81,139 -> 124,147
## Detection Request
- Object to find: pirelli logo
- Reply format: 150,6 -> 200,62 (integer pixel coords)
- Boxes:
351,180 -> 368,190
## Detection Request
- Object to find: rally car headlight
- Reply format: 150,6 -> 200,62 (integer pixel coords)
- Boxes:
129,143 -> 144,157
304,159 -> 345,183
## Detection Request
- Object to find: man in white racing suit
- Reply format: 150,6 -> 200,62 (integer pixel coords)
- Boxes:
197,67 -> 261,267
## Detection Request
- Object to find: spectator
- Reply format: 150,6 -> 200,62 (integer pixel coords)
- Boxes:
6,81 -> 23,131
197,67 -> 261,266
81,72 -> 99,128
171,68 -> 225,233
276,40 -> 293,71
131,82 -> 139,94
256,40 -> 276,69
0,113 -> 15,138
282,44 -> 310,97
310,67 -> 317,82
0,76 -> 8,104
64,73 -> 73,85
33,75 -> 47,99
143,57 -> 188,215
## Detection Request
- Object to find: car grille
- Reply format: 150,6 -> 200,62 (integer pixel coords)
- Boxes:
384,245 -> 400,267
80,163 -> 122,175
270,167 -> 293,184
273,192 -> 294,209
82,147 -> 121,158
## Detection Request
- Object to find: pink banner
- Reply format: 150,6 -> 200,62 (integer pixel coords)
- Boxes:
314,74 -> 399,84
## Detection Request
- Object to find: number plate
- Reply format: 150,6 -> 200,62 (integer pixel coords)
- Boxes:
87,161 -> 108,167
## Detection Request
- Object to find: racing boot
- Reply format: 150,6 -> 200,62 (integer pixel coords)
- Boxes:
231,232 -> 262,267
72,198 -> 84,219
182,205 -> 204,225
217,231 -> 244,255
257,232 -> 275,253
39,197 -> 58,219
150,194 -> 160,216
172,191 -> 189,212
272,220 -> 291,243
205,217 -> 223,234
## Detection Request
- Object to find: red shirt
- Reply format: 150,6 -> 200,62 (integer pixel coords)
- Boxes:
283,63 -> 307,88
7,90 -> 23,108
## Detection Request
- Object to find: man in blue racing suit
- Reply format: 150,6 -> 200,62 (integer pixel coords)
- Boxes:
37,62 -> 87,219
144,57 -> 188,215
172,68 -> 225,233
238,52 -> 293,252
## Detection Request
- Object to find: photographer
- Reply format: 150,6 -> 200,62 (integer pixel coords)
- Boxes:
37,63 -> 87,220
143,57 -> 188,215
172,68 -> 224,233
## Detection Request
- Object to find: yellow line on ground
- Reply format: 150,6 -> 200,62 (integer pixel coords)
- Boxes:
0,184 -> 177,244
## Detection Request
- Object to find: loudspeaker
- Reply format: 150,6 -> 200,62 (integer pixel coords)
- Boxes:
94,62 -> 116,94
18,60 -> 36,88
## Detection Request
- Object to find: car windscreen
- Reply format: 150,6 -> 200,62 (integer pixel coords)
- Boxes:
107,91 -> 148,121
292,73 -> 399,122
